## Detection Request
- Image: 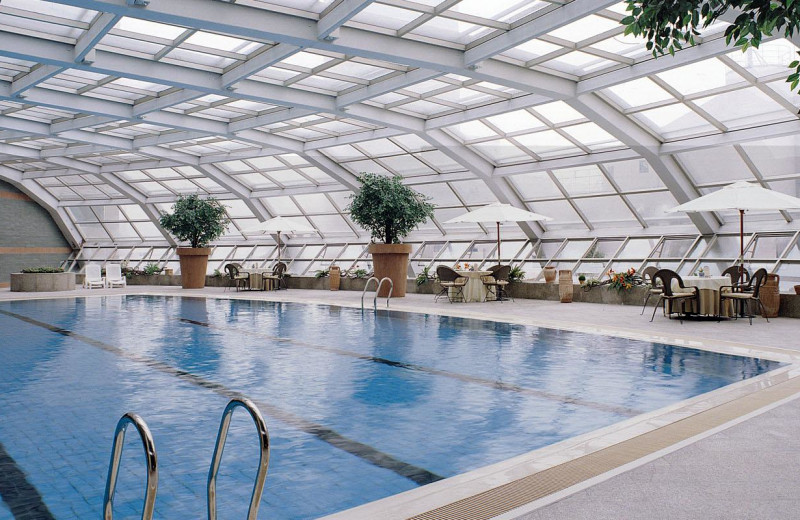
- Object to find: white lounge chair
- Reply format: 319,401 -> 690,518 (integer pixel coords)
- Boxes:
105,264 -> 126,288
84,264 -> 105,289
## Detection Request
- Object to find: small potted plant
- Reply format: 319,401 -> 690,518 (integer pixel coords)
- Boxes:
578,274 -> 586,285
159,194 -> 230,289
348,173 -> 435,297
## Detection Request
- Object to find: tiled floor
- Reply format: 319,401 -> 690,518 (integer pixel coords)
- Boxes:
2,285 -> 799,519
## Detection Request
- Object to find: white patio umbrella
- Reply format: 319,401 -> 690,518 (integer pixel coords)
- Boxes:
444,202 -> 552,265
241,216 -> 316,262
667,181 -> 800,276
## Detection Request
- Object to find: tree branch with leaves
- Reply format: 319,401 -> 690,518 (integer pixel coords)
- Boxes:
622,0 -> 800,90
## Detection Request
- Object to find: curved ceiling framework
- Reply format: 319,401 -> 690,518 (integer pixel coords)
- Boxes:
1,0 -> 799,270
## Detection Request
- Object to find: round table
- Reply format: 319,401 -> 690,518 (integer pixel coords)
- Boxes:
456,270 -> 491,302
671,275 -> 733,317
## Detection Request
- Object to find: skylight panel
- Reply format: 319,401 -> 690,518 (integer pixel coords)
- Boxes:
350,4 -> 421,31
514,130 -> 581,158
269,169 -> 312,186
486,110 -> 546,133
120,205 -> 148,220
394,99 -> 453,117
99,34 -> 165,58
548,15 -> 621,43
0,13 -> 84,40
279,154 -> 309,166
134,182 -> 171,197
324,61 -> 392,81
451,179 -> 498,205
218,160 -> 253,173
502,39 -> 564,62
133,222 -> 164,239
656,59 -> 745,96
604,159 -> 664,191
509,171 -> 561,199
634,104 -> 718,139
446,120 -> 497,142
116,17 -> 186,40
184,31 -> 258,53
321,145 -> 365,161
164,48 -> 237,70
309,214 -> 353,234
560,123 -> 622,151
262,196 -> 301,215
604,77 -> 674,109
281,51 -> 335,70
433,88 -> 499,106
693,87 -> 792,129
725,39 -> 800,79
293,76 -> 356,94
192,178 -> 226,193
295,193 -> 336,213
77,224 -> 111,240
401,79 -> 451,95
448,0 -> 546,23
357,138 -> 405,156
533,101 -> 586,124
163,179 -> 201,194
552,165 -> 614,196
343,159 -> 393,176
391,134 -> 432,152
410,17 -> 493,45
530,200 -> 582,229
540,51 -> 616,76
573,196 -> 637,225
378,154 -> 432,176
471,139 -> 531,164
677,146 -> 753,185
117,170 -> 149,181
591,32 -> 650,58
237,173 -> 277,190
416,150 -> 463,172
247,156 -> 286,170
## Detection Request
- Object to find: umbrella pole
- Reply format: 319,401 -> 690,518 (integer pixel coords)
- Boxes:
739,209 -> 744,284
277,231 -> 281,263
497,221 -> 501,267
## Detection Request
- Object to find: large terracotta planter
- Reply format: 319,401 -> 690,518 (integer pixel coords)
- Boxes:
177,247 -> 211,289
369,243 -> 411,297
761,273 -> 780,318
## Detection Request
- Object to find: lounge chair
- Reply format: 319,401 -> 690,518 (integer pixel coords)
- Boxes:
650,269 -> 698,323
720,268 -> 769,325
84,264 -> 105,289
435,266 -> 466,303
105,264 -> 126,288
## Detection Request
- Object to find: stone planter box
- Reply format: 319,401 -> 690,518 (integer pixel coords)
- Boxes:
10,272 -> 76,292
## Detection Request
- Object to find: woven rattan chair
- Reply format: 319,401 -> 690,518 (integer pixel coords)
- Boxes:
720,268 -> 769,325
224,263 -> 248,291
721,265 -> 750,291
640,266 -> 662,315
264,262 -> 287,290
435,265 -> 466,303
650,269 -> 698,324
482,264 -> 512,302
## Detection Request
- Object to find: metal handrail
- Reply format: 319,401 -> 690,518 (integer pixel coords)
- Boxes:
103,413 -> 158,520
208,397 -> 270,520
361,277 -> 393,310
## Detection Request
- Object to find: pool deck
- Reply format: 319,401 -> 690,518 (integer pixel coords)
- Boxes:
2,285 -> 799,519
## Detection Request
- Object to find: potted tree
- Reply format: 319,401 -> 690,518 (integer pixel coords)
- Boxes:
348,173 -> 435,297
159,194 -> 230,289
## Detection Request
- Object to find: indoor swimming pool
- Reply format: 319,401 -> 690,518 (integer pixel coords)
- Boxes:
0,295 -> 781,519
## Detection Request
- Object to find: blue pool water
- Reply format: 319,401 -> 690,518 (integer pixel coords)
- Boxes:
0,296 -> 779,519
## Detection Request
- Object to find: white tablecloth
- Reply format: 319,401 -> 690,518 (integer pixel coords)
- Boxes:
671,276 -> 732,317
454,270 -> 491,302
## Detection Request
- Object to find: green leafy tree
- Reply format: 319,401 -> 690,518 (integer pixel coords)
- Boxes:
622,1 -> 800,90
347,173 -> 436,244
159,194 -> 230,248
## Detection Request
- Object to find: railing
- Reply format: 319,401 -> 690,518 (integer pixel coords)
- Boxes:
208,397 -> 271,520
361,276 -> 393,311
103,413 -> 158,520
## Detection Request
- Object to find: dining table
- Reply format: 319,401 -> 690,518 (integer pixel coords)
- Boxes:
670,275 -> 733,317
239,268 -> 272,291
455,270 -> 492,302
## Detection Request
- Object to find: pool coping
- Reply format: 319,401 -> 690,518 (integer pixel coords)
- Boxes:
3,289 -> 800,520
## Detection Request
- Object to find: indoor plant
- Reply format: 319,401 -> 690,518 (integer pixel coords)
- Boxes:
159,194 -> 229,289
348,173 -> 435,297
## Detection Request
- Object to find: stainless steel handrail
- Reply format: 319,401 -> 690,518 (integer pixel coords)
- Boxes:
361,276 -> 392,310
103,412 -> 158,520
208,397 -> 270,520
375,277 -> 393,310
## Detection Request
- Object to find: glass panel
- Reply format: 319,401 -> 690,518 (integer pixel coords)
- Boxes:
559,240 -> 593,258
618,238 -> 658,259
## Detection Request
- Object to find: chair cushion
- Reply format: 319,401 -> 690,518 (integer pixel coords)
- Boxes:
669,292 -> 695,298
724,292 -> 753,299
649,288 -> 663,294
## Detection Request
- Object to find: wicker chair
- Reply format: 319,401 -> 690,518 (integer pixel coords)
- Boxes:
435,265 -> 466,303
650,269 -> 698,323
720,268 -> 769,325
224,263 -> 248,291
482,265 -> 512,302
721,265 -> 750,289
264,262 -> 287,290
640,266 -> 663,315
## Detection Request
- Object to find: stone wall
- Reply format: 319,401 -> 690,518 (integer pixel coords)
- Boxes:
0,180 -> 72,284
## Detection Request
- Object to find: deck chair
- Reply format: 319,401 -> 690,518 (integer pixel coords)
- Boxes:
482,265 -> 512,302
720,268 -> 769,325
105,264 -> 126,288
435,265 -> 466,303
640,266 -> 662,315
84,264 -> 105,289
649,269 -> 698,324
264,262 -> 287,290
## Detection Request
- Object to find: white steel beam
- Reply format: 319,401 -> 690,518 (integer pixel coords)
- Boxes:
10,65 -> 62,98
194,163 -> 272,220
74,12 -> 120,63
317,0 -> 373,40
221,44 -> 302,88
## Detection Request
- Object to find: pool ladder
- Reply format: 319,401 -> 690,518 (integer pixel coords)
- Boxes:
103,397 -> 270,520
361,276 -> 393,311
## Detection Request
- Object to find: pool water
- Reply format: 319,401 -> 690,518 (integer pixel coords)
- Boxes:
0,296 -> 779,519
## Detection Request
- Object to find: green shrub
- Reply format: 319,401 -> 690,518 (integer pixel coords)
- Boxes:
314,268 -> 329,278
143,263 -> 163,275
508,265 -> 525,283
21,267 -> 64,273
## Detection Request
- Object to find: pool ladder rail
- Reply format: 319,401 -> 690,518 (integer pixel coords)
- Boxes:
361,276 -> 393,311
102,397 -> 270,520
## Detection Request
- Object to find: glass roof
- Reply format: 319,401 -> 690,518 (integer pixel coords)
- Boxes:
0,0 -> 797,258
